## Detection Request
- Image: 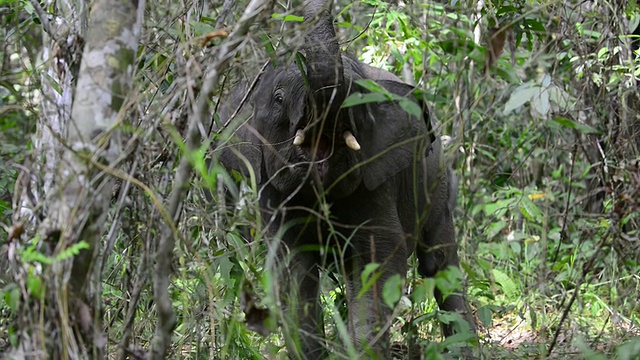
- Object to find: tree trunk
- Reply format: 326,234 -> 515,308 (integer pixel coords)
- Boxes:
8,0 -> 144,358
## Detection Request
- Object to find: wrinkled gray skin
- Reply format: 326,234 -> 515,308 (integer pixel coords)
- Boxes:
215,1 -> 476,358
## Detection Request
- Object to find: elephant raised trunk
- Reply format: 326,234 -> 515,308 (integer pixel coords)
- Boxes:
302,0 -> 347,139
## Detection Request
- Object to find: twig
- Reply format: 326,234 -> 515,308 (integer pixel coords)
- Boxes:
149,1 -> 268,358
550,143 -> 578,264
118,224 -> 151,360
546,227 -> 610,356
215,0 -> 235,28
28,0 -> 58,41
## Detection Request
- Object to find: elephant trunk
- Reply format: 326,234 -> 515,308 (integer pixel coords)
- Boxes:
302,0 -> 346,117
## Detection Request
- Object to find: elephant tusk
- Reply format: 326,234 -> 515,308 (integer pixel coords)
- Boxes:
343,131 -> 361,151
293,130 -> 305,146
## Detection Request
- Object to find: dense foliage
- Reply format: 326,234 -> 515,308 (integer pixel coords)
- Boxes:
1,0 -> 639,358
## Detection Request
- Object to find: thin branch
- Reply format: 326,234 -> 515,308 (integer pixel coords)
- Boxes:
28,0 -> 58,41
149,1 -> 269,358
215,0 -> 235,28
546,227 -> 610,356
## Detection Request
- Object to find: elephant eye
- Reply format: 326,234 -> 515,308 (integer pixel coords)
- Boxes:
274,88 -> 284,104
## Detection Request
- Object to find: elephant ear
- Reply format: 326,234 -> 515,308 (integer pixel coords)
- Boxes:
212,82 -> 263,186
354,80 -> 435,191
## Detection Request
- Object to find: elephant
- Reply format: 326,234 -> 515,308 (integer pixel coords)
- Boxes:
213,0 -> 476,358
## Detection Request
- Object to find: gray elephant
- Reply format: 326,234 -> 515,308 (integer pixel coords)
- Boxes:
213,0 -> 476,358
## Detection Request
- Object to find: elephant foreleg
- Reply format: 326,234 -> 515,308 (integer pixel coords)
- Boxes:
344,234 -> 408,357
277,250 -> 325,360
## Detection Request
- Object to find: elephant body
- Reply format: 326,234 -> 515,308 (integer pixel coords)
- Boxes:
214,1 -> 476,358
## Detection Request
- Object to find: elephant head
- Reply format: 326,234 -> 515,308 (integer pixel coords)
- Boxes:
221,0 -> 434,200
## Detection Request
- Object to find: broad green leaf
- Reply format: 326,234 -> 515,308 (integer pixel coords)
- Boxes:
503,84 -> 540,115
482,198 -> 514,217
477,305 -> 492,327
532,89 -> 550,117
496,67 -> 521,84
616,337 -> 640,360
437,322 -> 475,346
630,13 -> 639,33
412,278 -> 435,304
360,263 -> 380,284
435,266 -> 463,300
548,85 -> 574,110
189,21 -> 215,36
382,274 -> 403,309
476,257 -> 491,272
574,338 -> 607,360
398,98 -> 422,118
548,117 -> 601,134
540,73 -> 551,88
524,18 -> 545,33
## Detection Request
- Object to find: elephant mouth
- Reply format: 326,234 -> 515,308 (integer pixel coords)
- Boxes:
296,132 -> 332,160
293,128 -> 361,152
292,128 -> 361,185
293,131 -> 336,182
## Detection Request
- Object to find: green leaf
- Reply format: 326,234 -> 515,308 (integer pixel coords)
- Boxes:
271,13 -> 304,22
358,263 -> 381,299
548,117 -> 601,135
616,337 -> 640,360
294,52 -> 308,87
630,13 -> 639,33
532,89 -> 550,117
27,269 -> 44,300
55,241 -> 90,262
354,79 -> 389,94
495,67 -> 521,84
491,268 -> 518,299
412,278 -> 435,304
519,196 -> 543,223
547,85 -> 574,111
482,198 -> 514,217
524,18 -> 545,33
503,84 -> 540,115
435,266 -> 463,300
260,32 -> 277,63
477,305 -> 492,327
486,220 -> 507,239
189,21 -> 215,36
342,92 -> 389,108
573,337 -> 607,360
437,323 -> 475,347
398,98 -> 422,118
382,274 -> 403,309
2,284 -> 20,311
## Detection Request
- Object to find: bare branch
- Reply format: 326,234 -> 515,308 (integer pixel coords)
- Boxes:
150,0 -> 269,358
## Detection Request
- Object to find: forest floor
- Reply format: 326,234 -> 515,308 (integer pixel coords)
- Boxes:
480,311 -> 640,359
